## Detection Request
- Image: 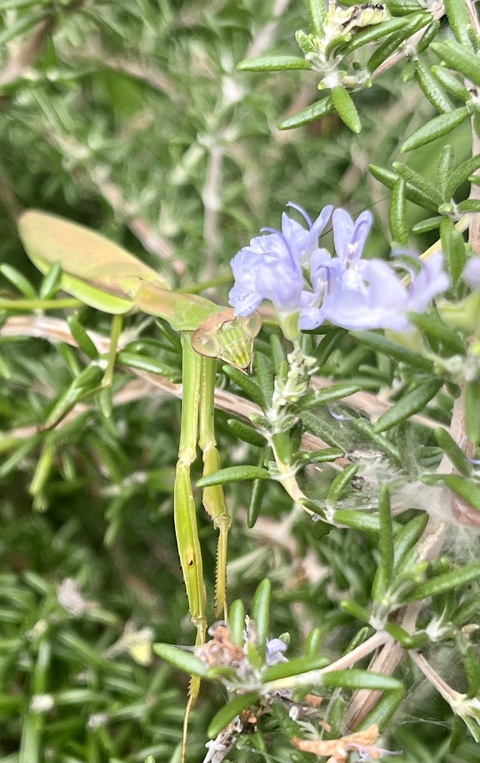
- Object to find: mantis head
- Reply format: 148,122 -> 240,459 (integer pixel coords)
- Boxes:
191,309 -> 261,370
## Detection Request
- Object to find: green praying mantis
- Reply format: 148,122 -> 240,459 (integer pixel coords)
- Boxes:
16,210 -> 262,757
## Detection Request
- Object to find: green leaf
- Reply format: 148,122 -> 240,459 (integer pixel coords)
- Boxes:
342,17 -> 407,54
437,144 -> 455,198
442,475 -> 480,514
440,217 -> 467,285
228,599 -> 245,647
0,264 -> 36,299
67,316 -> 100,361
408,312 -> 464,353
367,13 -> 431,72
434,427 -> 472,475
331,87 -> 361,133
466,380 -> 480,445
393,513 -> 429,570
416,19 -> 441,53
352,330 -> 434,371
197,465 -> 271,487
358,688 -> 404,729
278,97 -> 334,130
39,261 -> 62,300
415,60 -> 453,113
305,627 -> 323,657
152,643 -> 209,678
392,161 -> 443,207
207,692 -> 259,738
431,40 -> 480,89
263,654 -> 330,682
372,485 -> 394,600
116,351 -> 175,377
251,578 -> 271,661
406,560 -> 480,601
385,0 -> 423,14
384,622 -> 428,648
248,475 -> 268,528
0,435 -> 42,479
457,199 -> 480,213
373,379 -> 444,433
431,66 -> 470,101
253,351 -> 274,403
326,463 -> 359,506
306,0 -> 326,35
369,164 -> 439,212
313,383 -> 362,405
237,56 -> 311,72
341,599 -> 371,623
389,177 -> 408,245
443,0 -> 474,48
322,669 -> 403,691
445,154 -> 480,200
401,107 -> 469,152
223,365 -> 266,409
411,216 -> 443,234
226,419 -> 267,448
333,510 -> 380,533
464,645 -> 480,697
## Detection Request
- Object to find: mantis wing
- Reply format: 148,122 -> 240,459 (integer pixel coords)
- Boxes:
18,210 -> 219,330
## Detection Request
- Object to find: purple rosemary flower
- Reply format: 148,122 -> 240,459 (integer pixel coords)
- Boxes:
463,257 -> 480,290
229,205 -> 450,334
228,204 -> 333,317
265,637 -> 288,665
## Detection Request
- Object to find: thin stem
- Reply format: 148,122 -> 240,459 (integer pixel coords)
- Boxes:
409,651 -> 463,705
0,298 -> 81,310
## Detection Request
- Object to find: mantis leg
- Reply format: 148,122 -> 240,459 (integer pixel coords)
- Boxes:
199,357 -> 231,619
174,335 -> 207,761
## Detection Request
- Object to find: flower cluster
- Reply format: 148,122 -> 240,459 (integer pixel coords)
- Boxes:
229,204 -> 450,335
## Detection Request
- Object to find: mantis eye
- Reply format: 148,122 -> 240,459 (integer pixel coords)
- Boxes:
239,311 -> 262,339
191,328 -> 222,358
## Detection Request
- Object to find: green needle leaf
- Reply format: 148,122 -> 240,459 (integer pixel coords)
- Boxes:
251,578 -> 271,660
389,177 -> 408,246
322,669 -> 402,691
197,465 -> 271,487
207,692 -> 259,739
373,379 -> 443,433
237,56 -> 311,72
406,561 -> 480,601
401,107 -> 469,153
431,40 -> 480,88
263,654 -> 330,682
442,475 -> 480,514
278,97 -> 334,130
152,643 -> 209,678
331,86 -> 361,134
306,0 -> 326,35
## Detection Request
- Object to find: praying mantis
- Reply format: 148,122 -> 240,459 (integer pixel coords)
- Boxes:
17,210 -> 262,756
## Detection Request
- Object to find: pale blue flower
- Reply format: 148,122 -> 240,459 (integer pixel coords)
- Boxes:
229,205 -> 450,334
265,637 -> 288,665
463,257 -> 480,290
229,204 -> 333,316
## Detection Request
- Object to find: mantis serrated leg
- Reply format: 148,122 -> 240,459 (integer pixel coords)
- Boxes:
199,355 -> 231,620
